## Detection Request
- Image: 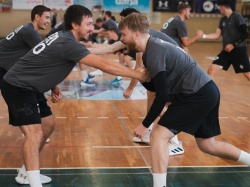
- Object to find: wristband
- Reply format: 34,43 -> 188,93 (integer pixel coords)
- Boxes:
202,34 -> 207,39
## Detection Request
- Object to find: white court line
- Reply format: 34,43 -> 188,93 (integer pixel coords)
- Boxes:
219,117 -> 229,119
56,117 -> 67,119
138,117 -> 145,119
237,117 -> 248,119
118,117 -> 129,119
0,116 -> 4,118
76,117 -> 89,119
0,165 -> 247,170
93,146 -> 150,148
98,117 -> 109,119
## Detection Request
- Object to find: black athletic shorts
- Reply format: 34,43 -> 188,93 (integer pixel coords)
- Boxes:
1,80 -> 52,126
0,67 -> 7,89
213,47 -> 250,73
158,80 -> 221,138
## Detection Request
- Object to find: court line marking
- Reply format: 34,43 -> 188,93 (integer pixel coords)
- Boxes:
110,100 -> 151,168
0,165 -> 247,170
93,146 -> 150,148
97,117 -> 109,119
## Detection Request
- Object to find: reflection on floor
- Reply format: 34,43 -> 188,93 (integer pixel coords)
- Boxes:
1,167 -> 250,187
46,79 -> 147,100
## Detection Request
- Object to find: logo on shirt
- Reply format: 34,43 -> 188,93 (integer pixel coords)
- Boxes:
6,25 -> 24,40
33,32 -> 59,55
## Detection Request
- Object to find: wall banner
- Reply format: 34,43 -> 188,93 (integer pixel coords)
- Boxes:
103,0 -> 150,13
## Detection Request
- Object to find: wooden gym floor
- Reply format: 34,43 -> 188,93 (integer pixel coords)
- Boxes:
0,42 -> 250,186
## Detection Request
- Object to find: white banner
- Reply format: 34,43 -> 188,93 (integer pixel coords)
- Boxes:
44,0 -> 74,10
13,0 -> 43,10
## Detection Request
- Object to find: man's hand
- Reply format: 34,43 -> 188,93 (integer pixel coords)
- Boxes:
224,44 -> 234,53
51,86 -> 62,103
123,87 -> 133,99
134,123 -> 149,141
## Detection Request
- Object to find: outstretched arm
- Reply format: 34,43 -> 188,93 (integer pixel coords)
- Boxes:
202,28 -> 221,40
80,54 -> 150,83
88,41 -> 126,55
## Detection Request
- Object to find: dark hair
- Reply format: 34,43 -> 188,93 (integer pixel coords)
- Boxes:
177,2 -> 191,13
64,5 -> 92,31
105,11 -> 112,18
111,15 -> 116,21
217,0 -> 232,7
119,8 -> 140,17
31,5 -> 51,21
96,18 -> 103,23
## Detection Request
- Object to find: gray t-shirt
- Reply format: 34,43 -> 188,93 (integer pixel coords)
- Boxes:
219,12 -> 247,48
0,23 -> 42,70
160,16 -> 187,47
149,29 -> 177,46
143,37 -> 211,98
4,31 -> 91,93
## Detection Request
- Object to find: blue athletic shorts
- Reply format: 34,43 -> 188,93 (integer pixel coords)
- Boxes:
1,80 -> 52,126
158,81 -> 221,138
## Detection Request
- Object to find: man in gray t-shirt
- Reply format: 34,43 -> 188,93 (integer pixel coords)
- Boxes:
202,0 -> 250,81
161,3 -> 203,56
0,5 -> 51,89
119,13 -> 250,187
0,5 -> 53,186
1,5 -> 149,187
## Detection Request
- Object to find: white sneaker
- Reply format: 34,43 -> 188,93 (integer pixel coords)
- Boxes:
22,134 -> 50,143
132,129 -> 151,143
15,169 -> 52,184
133,131 -> 184,156
169,141 -> 184,156
89,69 -> 103,76
80,78 -> 95,87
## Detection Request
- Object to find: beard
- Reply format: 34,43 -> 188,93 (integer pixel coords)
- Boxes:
126,39 -> 136,52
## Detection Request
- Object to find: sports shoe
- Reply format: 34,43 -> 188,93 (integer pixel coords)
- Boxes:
111,77 -> 123,84
22,134 -> 50,143
133,131 -> 184,156
89,69 -> 103,76
88,74 -> 95,81
169,141 -> 184,156
80,78 -> 95,87
15,169 -> 52,184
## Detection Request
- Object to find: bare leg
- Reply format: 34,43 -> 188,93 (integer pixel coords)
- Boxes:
195,137 -> 240,161
243,72 -> 250,81
207,64 -> 223,79
20,124 -> 43,171
150,124 -> 174,173
40,115 -> 55,150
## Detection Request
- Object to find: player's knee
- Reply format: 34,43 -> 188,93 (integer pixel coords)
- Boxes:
197,142 -> 215,154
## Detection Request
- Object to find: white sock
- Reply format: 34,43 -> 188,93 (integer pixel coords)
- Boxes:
81,70 -> 88,81
170,135 -> 179,145
237,150 -> 250,166
21,164 -> 26,173
152,173 -> 167,187
117,76 -> 122,80
27,170 -> 42,187
148,123 -> 154,131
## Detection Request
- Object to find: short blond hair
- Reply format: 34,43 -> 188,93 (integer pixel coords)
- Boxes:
118,13 -> 149,34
